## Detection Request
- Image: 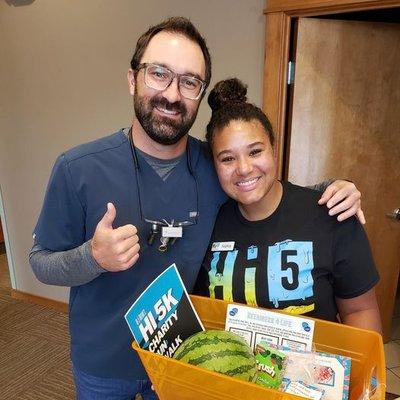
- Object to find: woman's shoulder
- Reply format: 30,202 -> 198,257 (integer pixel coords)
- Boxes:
281,181 -> 337,226
282,181 -> 325,210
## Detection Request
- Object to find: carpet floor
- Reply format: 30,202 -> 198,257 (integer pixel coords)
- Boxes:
0,254 -> 75,400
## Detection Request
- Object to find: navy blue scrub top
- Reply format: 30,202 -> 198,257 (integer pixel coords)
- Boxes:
33,130 -> 226,379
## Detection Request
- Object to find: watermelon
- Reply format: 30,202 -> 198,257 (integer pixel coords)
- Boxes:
173,330 -> 257,382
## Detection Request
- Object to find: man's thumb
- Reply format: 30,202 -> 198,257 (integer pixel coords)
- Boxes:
99,202 -> 116,229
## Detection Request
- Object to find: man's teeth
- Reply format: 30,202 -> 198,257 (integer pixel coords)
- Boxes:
237,178 -> 259,187
156,106 -> 178,115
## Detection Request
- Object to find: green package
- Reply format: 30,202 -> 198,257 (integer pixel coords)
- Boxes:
254,342 -> 286,389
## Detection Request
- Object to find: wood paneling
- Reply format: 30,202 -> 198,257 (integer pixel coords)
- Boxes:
265,0 -> 400,15
287,18 -> 400,342
264,0 -> 400,341
263,12 -> 291,178
263,2 -> 400,164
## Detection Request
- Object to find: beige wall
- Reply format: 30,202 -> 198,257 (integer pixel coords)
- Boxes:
0,0 -> 265,302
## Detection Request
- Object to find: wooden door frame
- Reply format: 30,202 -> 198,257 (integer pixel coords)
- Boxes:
263,0 -> 400,177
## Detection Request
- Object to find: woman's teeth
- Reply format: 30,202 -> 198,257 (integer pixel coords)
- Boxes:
237,177 -> 259,187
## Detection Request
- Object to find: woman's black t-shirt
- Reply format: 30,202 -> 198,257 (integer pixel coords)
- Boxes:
194,182 -> 379,321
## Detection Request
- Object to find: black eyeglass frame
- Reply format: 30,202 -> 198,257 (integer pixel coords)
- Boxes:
136,63 -> 206,100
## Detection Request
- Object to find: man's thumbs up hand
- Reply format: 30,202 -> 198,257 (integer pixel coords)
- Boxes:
91,203 -> 140,271
97,202 -> 117,230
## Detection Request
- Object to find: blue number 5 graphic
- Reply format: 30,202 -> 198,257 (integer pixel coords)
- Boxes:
267,240 -> 314,308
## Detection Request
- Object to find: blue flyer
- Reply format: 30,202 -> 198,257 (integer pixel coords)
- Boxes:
125,264 -> 204,357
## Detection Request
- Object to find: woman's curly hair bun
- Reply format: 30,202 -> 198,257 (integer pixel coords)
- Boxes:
207,78 -> 248,113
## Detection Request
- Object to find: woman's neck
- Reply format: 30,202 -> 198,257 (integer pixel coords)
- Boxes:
238,181 -> 283,221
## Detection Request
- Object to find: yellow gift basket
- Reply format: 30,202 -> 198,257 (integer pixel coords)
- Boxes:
132,295 -> 386,400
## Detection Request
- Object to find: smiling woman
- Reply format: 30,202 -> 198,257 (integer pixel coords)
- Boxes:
194,78 -> 382,334
212,119 -> 281,221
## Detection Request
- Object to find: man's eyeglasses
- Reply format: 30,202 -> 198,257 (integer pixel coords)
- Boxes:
136,63 -> 206,100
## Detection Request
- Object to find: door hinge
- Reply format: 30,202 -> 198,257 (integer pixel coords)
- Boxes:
287,61 -> 295,85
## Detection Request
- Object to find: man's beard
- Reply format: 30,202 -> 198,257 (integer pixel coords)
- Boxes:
134,90 -> 198,145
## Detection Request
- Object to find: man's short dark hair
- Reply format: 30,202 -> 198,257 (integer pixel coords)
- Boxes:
130,17 -> 212,89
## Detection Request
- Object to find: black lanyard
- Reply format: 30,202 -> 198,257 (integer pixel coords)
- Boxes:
127,127 -> 199,251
